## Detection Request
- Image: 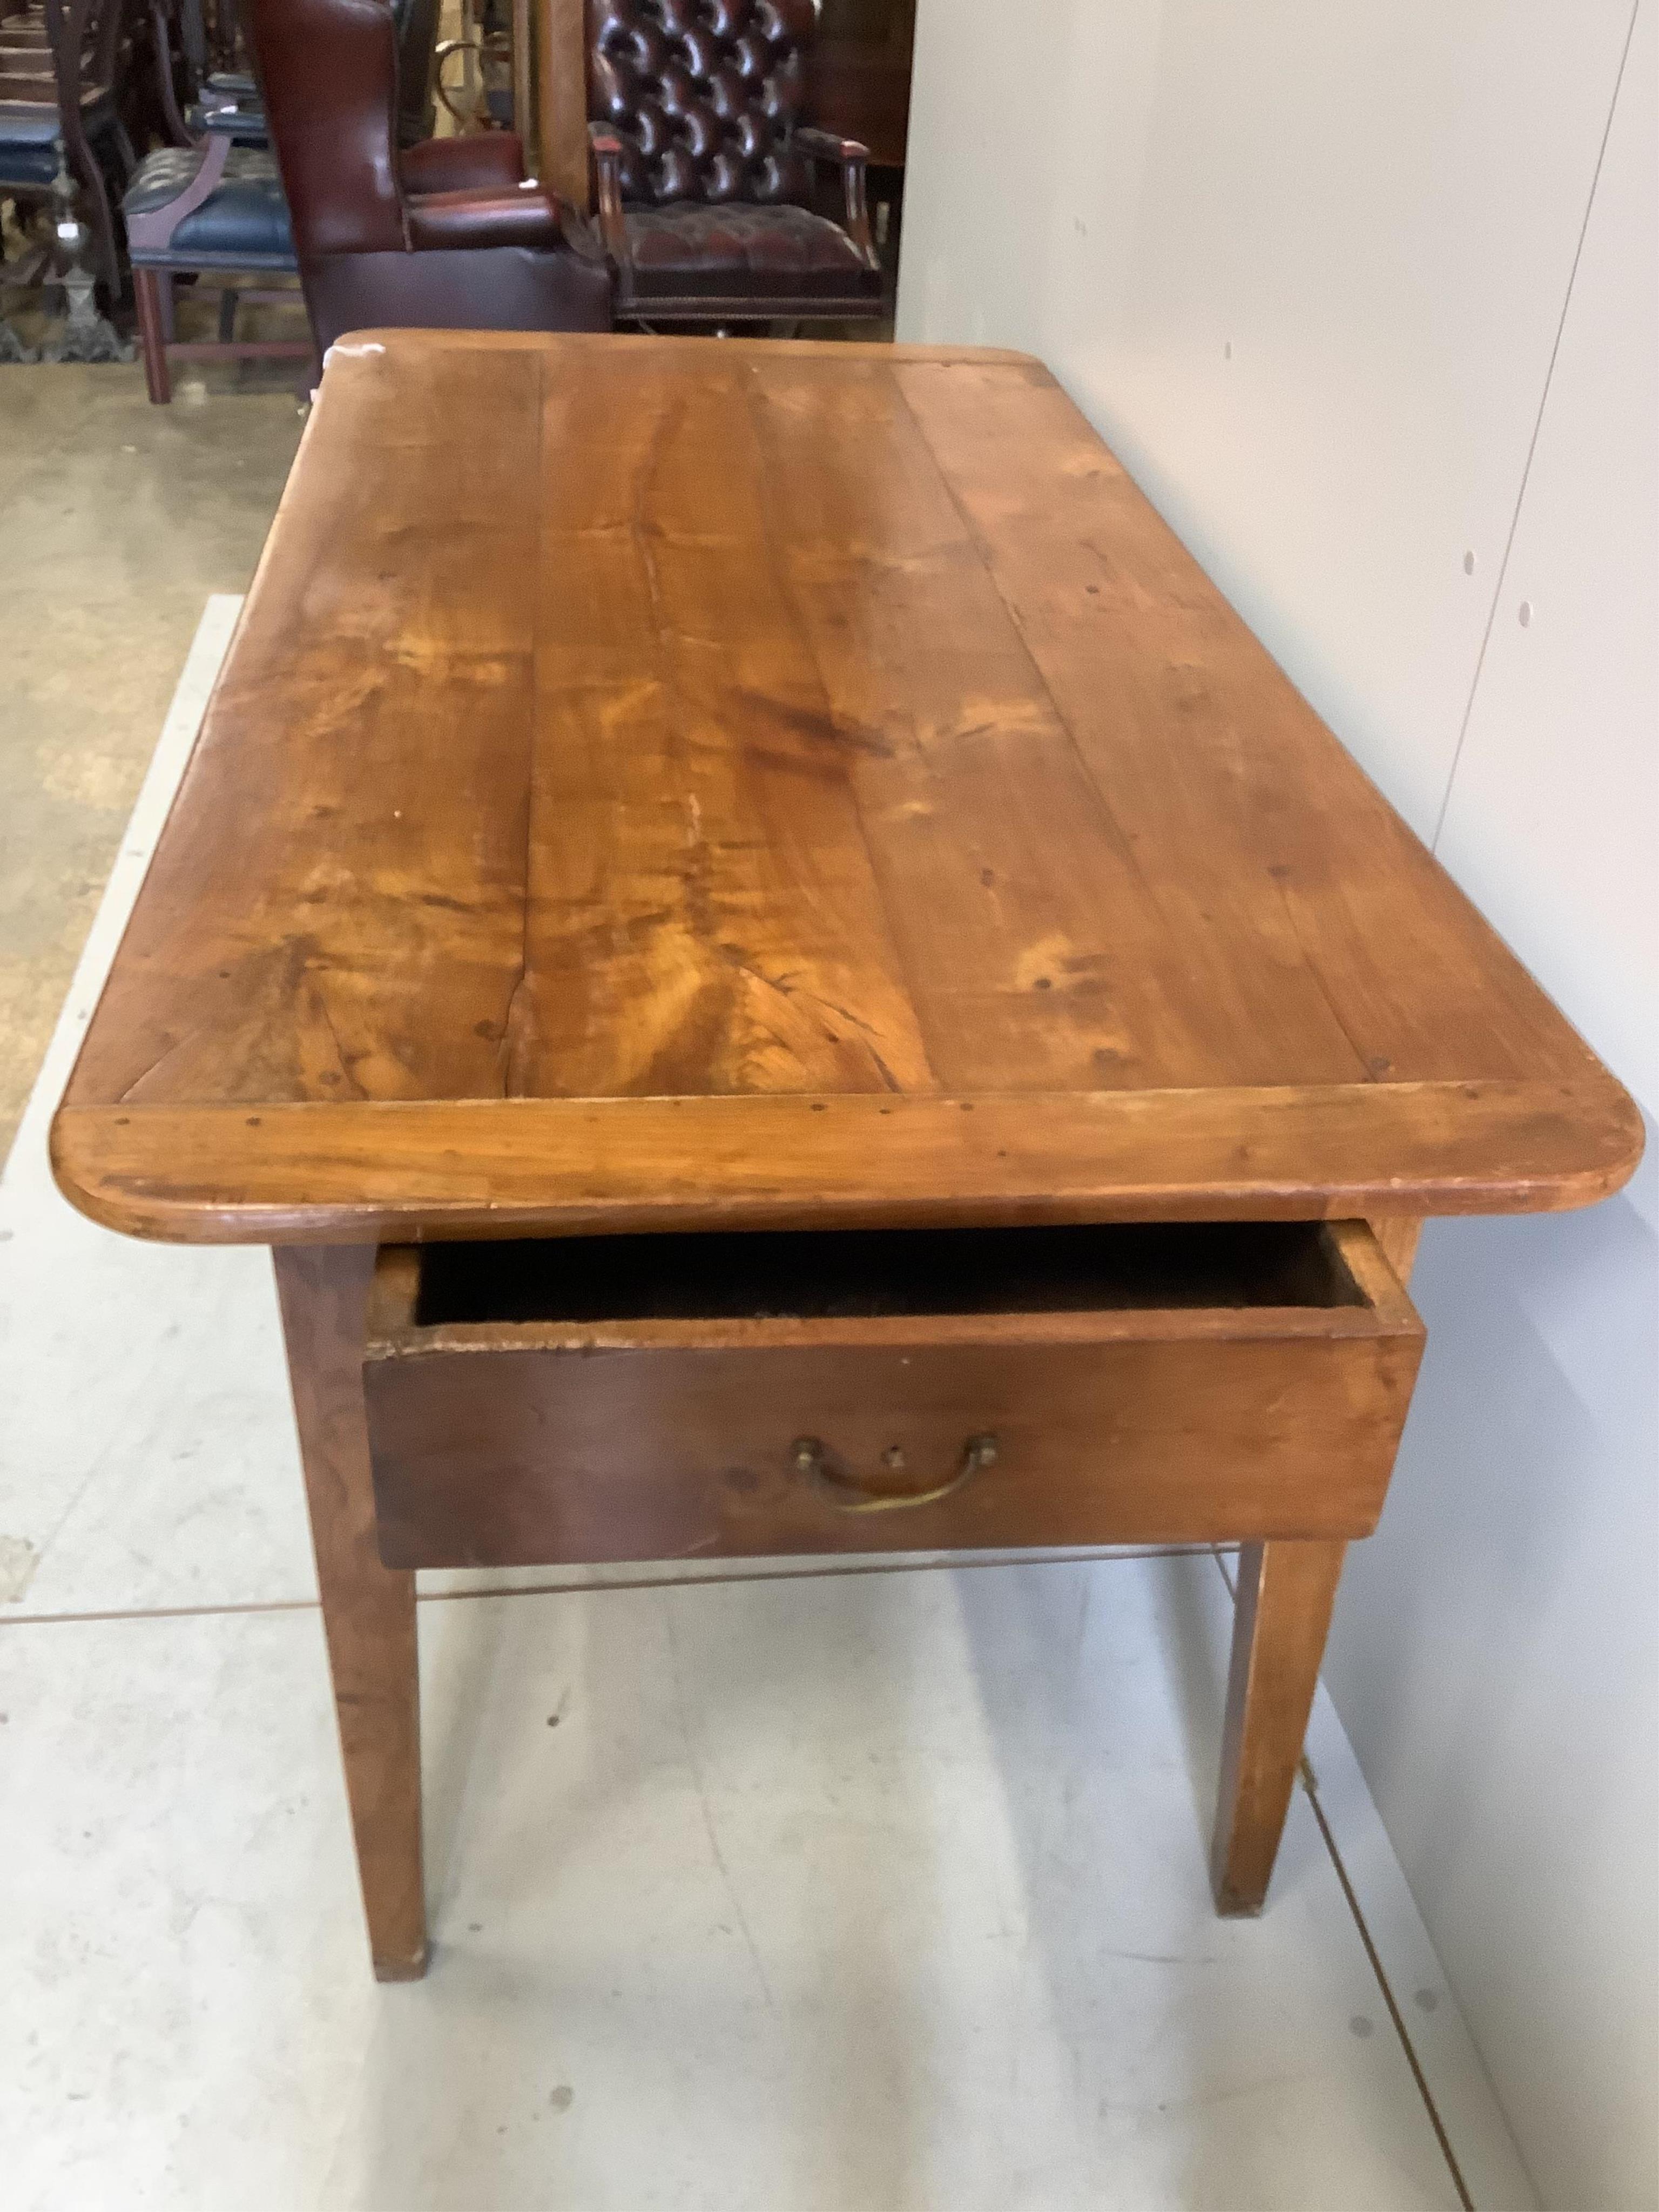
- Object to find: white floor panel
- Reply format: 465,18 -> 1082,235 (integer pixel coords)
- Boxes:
3,1555 -> 1461,2212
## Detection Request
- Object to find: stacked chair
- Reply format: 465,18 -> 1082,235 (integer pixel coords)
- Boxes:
0,0 -> 138,300
122,0 -> 451,400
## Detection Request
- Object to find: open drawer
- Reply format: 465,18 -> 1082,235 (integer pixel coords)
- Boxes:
361,1219 -> 1423,1568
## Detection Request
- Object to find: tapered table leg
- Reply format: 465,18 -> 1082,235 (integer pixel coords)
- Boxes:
1211,1537 -> 1347,1916
274,1244 -> 427,1980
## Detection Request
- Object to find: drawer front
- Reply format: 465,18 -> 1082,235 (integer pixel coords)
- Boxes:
363,1233 -> 1422,1567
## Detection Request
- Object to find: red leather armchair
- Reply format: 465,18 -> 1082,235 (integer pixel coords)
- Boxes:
245,0 -> 610,355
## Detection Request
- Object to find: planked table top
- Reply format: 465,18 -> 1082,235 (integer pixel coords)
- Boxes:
52,332 -> 1641,1244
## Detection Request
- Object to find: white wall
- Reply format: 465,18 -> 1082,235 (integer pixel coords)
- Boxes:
898,5 -> 1657,2206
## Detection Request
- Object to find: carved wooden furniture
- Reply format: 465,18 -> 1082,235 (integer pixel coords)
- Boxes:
52,332 -> 1642,1982
586,0 -> 882,326
246,0 -> 609,356
0,0 -> 137,299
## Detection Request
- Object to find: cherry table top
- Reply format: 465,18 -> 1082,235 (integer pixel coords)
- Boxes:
52,331 -> 1640,1244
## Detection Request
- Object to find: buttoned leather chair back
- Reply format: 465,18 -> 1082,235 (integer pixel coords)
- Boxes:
584,0 -> 882,323
589,0 -> 815,208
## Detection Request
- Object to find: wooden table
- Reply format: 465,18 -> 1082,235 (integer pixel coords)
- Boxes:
53,332 -> 1641,1982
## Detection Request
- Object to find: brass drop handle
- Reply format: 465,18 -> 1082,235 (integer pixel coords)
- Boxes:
792,1432 -> 999,1514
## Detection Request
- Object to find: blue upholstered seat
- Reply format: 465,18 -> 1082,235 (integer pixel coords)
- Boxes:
122,144 -> 294,269
0,92 -> 118,190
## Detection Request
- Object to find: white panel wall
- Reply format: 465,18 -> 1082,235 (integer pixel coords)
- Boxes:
1323,14 -> 1658,2204
898,5 -> 1656,2204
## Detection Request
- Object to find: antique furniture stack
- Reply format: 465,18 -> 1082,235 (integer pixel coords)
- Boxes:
0,0 -> 137,302
52,330 -> 1642,1980
8,0 -> 906,393
123,0 -> 458,399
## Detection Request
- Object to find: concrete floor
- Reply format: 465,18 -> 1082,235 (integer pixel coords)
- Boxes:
0,356 -> 304,1158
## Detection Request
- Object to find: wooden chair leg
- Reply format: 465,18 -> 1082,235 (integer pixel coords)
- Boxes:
132,268 -> 172,404
1211,1537 -> 1346,1916
79,143 -> 123,304
273,1245 -> 428,1981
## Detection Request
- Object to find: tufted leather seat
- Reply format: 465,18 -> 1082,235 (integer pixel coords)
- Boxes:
123,144 -> 293,268
625,200 -> 873,298
588,0 -> 883,321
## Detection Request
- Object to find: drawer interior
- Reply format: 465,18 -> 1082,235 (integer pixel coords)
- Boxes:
412,1220 -> 1372,1328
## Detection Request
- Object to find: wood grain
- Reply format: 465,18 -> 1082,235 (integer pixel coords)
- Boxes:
273,1244 -> 427,1980
1368,1216 -> 1424,1284
1212,1537 -> 1347,1916
53,331 -> 1642,1243
512,0 -> 535,168
535,0 -> 588,207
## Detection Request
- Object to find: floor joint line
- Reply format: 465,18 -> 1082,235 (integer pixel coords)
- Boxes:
0,1544 -> 1233,1627
1305,1778 -> 1476,2211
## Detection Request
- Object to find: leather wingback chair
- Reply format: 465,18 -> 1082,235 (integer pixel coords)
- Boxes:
246,0 -> 610,354
588,0 -> 882,325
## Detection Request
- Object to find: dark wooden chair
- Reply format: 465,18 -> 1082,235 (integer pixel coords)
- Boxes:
147,0 -> 440,152
586,0 -> 884,328
145,0 -> 260,145
245,0 -> 610,357
0,0 -> 137,300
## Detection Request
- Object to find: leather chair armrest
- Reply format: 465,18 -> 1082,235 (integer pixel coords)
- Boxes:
793,124 -> 877,267
405,183 -> 564,252
401,131 -> 527,197
794,126 -> 869,162
588,126 -> 630,265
